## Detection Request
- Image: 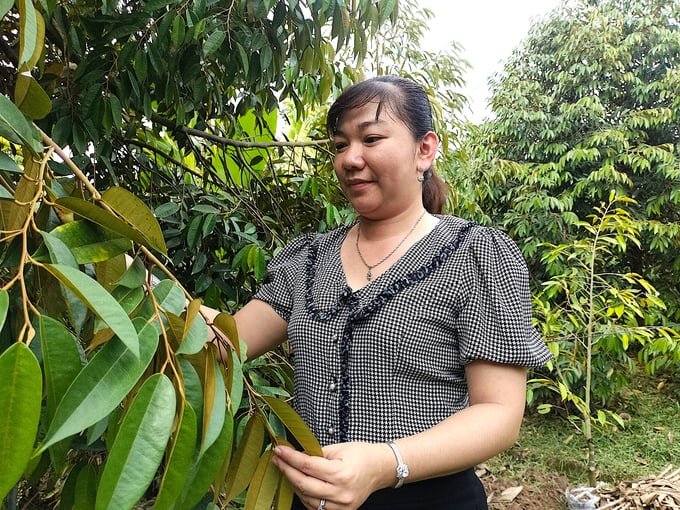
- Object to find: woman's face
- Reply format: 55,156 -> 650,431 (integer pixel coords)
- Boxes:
331,101 -> 436,220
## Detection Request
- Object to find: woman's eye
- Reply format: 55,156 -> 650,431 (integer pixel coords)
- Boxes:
365,136 -> 381,144
334,143 -> 347,152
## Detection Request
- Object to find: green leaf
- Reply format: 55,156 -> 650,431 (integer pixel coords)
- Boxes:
0,289 -> 8,332
203,29 -> 225,57
39,220 -> 133,264
0,343 -> 42,500
179,357 -> 204,430
224,415 -> 265,502
39,319 -> 158,451
17,0 -> 37,68
74,463 -> 98,510
42,263 -> 140,357
274,473 -> 294,510
228,349 -> 244,413
244,450 -> 280,510
14,73 -> 52,119
55,197 -> 159,253
176,300 -> 208,355
152,403 -> 198,510
213,311 -> 241,360
176,408 -> 233,510
115,256 -> 146,289
212,410 -> 235,497
102,187 -> 167,254
0,152 -> 21,173
261,396 -> 322,456
39,315 -> 82,469
135,280 -> 186,334
199,351 -> 226,458
0,94 -> 43,153
40,231 -> 88,333
133,50 -> 147,83
0,0 -> 14,20
96,374 -> 176,510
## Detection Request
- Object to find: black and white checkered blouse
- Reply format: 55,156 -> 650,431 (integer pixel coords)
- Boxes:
254,216 -> 552,446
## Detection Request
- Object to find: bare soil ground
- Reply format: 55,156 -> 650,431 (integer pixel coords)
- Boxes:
481,468 -> 569,510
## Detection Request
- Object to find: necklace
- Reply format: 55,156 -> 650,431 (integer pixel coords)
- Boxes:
355,210 -> 427,281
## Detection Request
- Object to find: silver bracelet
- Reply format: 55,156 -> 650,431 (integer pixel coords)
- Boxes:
387,440 -> 409,488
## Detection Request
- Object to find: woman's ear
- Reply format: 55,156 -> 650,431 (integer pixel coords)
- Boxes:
418,131 -> 439,169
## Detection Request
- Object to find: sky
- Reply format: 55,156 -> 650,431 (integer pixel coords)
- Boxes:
417,0 -> 562,122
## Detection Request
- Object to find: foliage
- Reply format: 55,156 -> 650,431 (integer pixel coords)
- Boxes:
450,0 -> 680,387
528,194 -> 679,486
491,371 -> 680,488
0,0 -> 408,508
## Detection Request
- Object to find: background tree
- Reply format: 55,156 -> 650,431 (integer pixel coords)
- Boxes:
450,0 -> 680,379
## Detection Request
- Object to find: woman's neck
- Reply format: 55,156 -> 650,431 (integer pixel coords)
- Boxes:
356,207 -> 430,240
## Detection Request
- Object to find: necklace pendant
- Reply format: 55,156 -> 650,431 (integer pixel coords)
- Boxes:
366,269 -> 373,281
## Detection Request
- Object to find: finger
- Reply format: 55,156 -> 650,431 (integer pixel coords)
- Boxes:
274,446 -> 330,479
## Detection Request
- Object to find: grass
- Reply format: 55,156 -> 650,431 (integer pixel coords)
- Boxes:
487,371 -> 680,488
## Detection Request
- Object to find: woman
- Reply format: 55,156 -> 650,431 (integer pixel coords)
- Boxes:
230,76 -> 552,509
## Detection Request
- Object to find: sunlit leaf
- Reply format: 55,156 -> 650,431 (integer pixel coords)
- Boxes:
0,343 -> 42,500
55,197 -> 157,253
15,73 -> 51,119
96,374 -> 176,510
101,187 -> 167,254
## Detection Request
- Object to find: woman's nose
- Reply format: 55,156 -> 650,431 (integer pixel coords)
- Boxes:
340,142 -> 365,169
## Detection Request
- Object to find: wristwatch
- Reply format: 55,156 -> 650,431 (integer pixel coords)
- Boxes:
387,440 -> 409,488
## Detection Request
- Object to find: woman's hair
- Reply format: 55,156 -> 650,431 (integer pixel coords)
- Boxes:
326,75 -> 448,214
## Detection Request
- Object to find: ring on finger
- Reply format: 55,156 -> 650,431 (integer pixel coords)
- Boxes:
317,497 -> 326,510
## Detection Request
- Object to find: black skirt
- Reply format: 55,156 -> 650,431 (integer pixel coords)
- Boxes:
291,468 -> 488,509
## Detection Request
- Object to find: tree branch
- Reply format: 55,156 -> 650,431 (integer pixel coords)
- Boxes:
149,113 -> 331,149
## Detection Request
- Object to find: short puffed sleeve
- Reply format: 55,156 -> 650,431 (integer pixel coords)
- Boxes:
456,227 -> 552,366
252,234 -> 313,322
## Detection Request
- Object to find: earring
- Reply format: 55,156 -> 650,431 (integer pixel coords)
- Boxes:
417,166 -> 425,182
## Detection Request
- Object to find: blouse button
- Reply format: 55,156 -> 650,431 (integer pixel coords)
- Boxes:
329,381 -> 337,392
327,426 -> 336,437
332,333 -> 340,344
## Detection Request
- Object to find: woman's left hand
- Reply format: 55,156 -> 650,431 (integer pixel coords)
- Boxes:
272,441 -> 393,510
